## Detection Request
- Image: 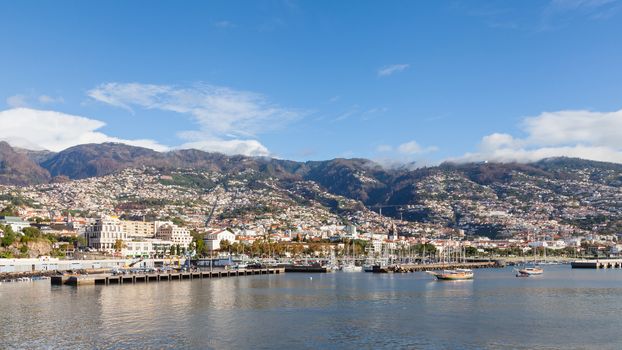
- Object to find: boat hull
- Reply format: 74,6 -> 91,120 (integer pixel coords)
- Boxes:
428,270 -> 474,280
434,274 -> 473,280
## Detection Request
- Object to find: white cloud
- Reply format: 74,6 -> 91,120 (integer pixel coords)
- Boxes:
453,108 -> 622,164
377,64 -> 410,77
6,95 -> 28,108
397,140 -> 439,155
178,139 -> 269,157
38,95 -> 64,104
88,82 -> 301,137
0,108 -> 168,152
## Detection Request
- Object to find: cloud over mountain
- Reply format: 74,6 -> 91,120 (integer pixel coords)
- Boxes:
455,108 -> 622,163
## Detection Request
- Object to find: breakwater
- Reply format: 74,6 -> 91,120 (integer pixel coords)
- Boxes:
373,261 -> 503,273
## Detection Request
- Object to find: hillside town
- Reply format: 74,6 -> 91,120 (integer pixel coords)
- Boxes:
0,164 -> 620,261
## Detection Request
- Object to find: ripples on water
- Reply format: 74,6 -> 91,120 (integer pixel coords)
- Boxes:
2,266 -> 622,349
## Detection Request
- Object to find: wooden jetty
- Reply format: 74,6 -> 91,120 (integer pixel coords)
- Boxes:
51,268 -> 285,286
373,261 -> 502,273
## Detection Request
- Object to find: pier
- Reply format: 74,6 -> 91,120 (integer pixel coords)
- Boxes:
571,259 -> 622,269
373,261 -> 502,273
51,268 -> 285,286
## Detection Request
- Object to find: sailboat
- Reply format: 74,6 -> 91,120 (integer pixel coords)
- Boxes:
516,239 -> 544,277
340,239 -> 362,272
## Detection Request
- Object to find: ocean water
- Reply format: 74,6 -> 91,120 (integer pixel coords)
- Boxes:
1,265 -> 621,349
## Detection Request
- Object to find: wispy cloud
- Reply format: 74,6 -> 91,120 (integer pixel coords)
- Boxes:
397,140 -> 439,155
6,94 -> 28,108
377,64 -> 410,77
376,144 -> 393,153
376,140 -> 438,157
88,82 -> 304,156
38,95 -> 64,104
212,20 -> 236,29
328,95 -> 340,103
461,0 -> 621,32
541,0 -> 621,27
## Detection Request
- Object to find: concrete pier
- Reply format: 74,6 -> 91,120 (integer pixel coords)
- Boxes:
571,259 -> 622,269
57,268 -> 286,286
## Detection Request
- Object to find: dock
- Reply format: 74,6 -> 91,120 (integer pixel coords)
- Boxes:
571,259 -> 622,269
284,265 -> 332,273
51,268 -> 285,286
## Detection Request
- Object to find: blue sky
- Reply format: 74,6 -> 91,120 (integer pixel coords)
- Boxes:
1,0 -> 622,164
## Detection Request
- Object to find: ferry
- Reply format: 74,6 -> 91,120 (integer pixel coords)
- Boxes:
427,269 -> 474,280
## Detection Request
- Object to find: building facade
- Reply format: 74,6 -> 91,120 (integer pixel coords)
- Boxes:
156,222 -> 192,249
85,217 -> 127,253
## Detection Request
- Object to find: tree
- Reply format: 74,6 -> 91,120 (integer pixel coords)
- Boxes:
171,217 -> 185,226
114,239 -> 125,252
465,246 -> 479,256
0,224 -> 17,247
22,227 -> 41,239
195,238 -> 205,257
0,205 -> 18,217
219,239 -> 232,252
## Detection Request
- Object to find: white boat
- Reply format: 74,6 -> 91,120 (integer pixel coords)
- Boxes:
340,264 -> 363,272
516,266 -> 543,276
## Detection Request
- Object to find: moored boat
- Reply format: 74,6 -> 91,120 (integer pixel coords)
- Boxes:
340,264 -> 363,272
517,266 -> 543,276
427,269 -> 474,280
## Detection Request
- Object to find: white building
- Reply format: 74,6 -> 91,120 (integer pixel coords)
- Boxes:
205,229 -> 237,251
0,216 -> 32,233
156,222 -> 192,249
122,240 -> 153,258
85,217 -> 127,253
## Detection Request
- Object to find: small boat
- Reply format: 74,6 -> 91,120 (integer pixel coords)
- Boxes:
427,269 -> 474,280
340,263 -> 363,272
363,264 -> 374,272
517,266 -> 543,276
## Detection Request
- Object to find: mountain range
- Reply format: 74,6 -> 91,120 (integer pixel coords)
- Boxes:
1,141 -> 621,224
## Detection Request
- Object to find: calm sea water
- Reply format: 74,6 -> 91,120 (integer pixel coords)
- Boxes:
1,265 -> 622,349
